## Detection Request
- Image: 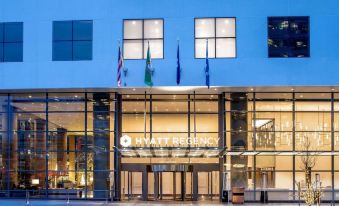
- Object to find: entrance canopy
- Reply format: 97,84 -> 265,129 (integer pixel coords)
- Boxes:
119,146 -> 224,158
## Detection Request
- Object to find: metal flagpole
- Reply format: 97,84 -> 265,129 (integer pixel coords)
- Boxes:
194,91 -> 196,140
144,91 -> 146,140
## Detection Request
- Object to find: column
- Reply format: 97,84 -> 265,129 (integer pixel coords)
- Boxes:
114,93 -> 122,200
93,93 -> 110,198
230,93 -> 248,188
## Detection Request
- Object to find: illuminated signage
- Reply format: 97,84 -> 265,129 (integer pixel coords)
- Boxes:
120,135 -> 219,147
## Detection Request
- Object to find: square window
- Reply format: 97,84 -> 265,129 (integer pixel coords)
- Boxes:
216,18 -> 235,38
53,41 -> 72,61
53,21 -> 72,41
4,42 -> 23,62
143,39 -> 163,59
52,20 -> 93,61
123,19 -> 164,59
73,41 -> 92,60
123,40 -> 143,59
268,16 -> 309,58
73,21 -> 92,41
4,22 -> 23,42
216,38 -> 236,58
195,18 -> 236,58
144,19 -> 163,39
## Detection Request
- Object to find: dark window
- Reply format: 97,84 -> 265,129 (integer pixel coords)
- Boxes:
53,20 -> 92,61
268,16 -> 309,58
0,22 -> 23,62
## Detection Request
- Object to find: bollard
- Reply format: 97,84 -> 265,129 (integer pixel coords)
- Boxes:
25,190 -> 29,205
66,189 -> 70,205
105,190 -> 109,204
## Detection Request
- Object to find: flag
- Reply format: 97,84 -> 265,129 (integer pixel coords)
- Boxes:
205,39 -> 210,89
176,41 -> 181,85
144,42 -> 153,86
117,45 -> 123,87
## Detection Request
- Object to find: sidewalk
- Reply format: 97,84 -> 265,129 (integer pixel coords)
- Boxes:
0,199 -> 336,206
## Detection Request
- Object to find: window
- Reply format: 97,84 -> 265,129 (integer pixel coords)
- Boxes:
0,22 -> 23,62
268,16 -> 309,58
123,19 -> 163,59
53,20 -> 93,61
195,18 -> 236,58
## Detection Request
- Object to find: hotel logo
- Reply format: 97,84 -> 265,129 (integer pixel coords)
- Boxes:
120,135 -> 132,147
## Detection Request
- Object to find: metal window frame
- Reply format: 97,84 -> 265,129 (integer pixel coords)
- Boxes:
267,16 -> 310,58
0,22 -> 24,63
52,20 -> 93,61
194,17 -> 237,59
122,18 -> 164,60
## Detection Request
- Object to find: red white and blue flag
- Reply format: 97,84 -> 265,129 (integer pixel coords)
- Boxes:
117,45 -> 123,87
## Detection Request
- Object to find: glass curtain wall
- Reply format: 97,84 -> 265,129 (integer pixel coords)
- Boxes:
225,92 -> 335,202
0,91 -> 338,202
121,94 -> 220,200
0,92 -> 116,199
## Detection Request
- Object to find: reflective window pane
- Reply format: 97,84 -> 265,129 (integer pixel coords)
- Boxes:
73,20 -> 92,41
0,43 -> 3,62
3,42 -> 23,62
10,93 -> 46,112
144,19 -> 163,39
195,38 -> 215,58
53,21 -> 72,41
195,18 -> 215,38
124,20 -> 142,39
48,113 -> 85,131
73,41 -> 92,60
216,18 -> 235,38
143,39 -> 163,59
123,40 -> 143,59
0,23 -> 3,42
268,16 -> 309,58
53,41 -> 72,61
216,38 -> 236,58
4,22 -> 23,42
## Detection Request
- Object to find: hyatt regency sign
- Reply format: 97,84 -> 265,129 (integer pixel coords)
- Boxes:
120,135 -> 219,147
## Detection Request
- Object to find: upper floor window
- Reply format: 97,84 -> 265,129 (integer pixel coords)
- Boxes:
53,20 -> 93,61
268,16 -> 309,58
0,22 -> 23,62
123,19 -> 163,59
195,18 -> 236,58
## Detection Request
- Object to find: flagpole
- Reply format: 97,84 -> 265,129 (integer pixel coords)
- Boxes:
194,91 -> 196,141
144,91 -> 146,141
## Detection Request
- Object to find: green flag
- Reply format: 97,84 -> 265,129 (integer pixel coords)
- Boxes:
144,43 -> 153,86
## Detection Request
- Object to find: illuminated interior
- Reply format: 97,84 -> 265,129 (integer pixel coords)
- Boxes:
0,91 -> 338,201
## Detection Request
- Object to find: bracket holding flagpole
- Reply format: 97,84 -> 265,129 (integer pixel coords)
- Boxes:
147,41 -> 155,77
118,40 -> 128,86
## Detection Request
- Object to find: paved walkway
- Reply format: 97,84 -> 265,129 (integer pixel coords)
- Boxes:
0,200 -> 336,205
